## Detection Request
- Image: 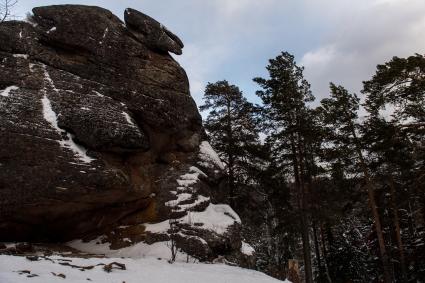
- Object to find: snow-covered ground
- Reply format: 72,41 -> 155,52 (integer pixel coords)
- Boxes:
0,254 -> 289,283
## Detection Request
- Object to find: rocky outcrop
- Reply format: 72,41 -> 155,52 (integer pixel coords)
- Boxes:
0,5 -> 251,263
124,8 -> 184,55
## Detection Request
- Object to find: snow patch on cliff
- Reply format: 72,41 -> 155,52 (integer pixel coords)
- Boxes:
241,241 -> 255,256
198,141 -> 225,169
0,86 -> 19,97
41,95 -> 94,163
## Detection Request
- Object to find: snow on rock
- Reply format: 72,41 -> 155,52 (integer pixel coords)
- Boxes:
198,141 -> 225,169
41,95 -> 61,131
146,202 -> 240,236
0,254 -> 289,283
165,193 -> 193,207
177,174 -> 198,188
41,94 -> 94,163
12,54 -> 29,59
92,90 -> 105,98
144,221 -> 171,234
0,86 -> 19,97
128,162 -> 242,260
99,27 -> 109,44
187,203 -> 241,234
169,166 -> 210,212
122,111 -> 137,128
42,65 -> 58,92
166,165 -> 239,233
46,26 -> 57,34
41,66 -> 94,163
189,166 -> 207,177
241,241 -> 255,256
177,195 -> 210,211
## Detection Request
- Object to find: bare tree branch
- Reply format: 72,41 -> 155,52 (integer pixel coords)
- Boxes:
0,0 -> 18,23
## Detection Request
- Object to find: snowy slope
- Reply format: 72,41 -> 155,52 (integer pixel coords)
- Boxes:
0,254 -> 289,283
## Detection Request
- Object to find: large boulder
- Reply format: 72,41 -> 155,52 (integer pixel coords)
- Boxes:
124,8 -> 184,55
0,5 -> 250,264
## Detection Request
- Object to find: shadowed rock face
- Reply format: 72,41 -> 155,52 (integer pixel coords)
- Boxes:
124,8 -> 184,55
0,5 -> 201,241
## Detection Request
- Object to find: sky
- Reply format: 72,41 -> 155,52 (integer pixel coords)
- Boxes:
13,0 -> 425,109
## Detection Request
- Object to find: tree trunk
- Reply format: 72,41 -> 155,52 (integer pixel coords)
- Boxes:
312,220 -> 323,280
351,127 -> 393,283
289,133 -> 313,283
297,140 -> 313,283
389,175 -> 407,281
226,100 -> 235,207
319,223 -> 333,283
300,209 -> 313,283
288,259 -> 301,283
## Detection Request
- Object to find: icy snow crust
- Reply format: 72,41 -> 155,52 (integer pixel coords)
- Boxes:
0,254 -> 289,283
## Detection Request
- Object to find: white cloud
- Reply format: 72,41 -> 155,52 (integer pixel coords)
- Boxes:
176,43 -> 231,105
301,45 -> 337,68
301,0 -> 425,100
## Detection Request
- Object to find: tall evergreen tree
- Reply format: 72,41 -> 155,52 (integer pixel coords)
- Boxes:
200,80 -> 260,206
363,54 -> 425,281
363,53 -> 425,123
254,51 -> 315,283
318,83 -> 393,282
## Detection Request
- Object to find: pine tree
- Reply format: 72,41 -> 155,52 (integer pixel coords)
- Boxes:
363,53 -> 425,124
254,51 -> 315,283
200,80 -> 260,206
200,80 -> 295,279
318,83 -> 393,282
247,140 -> 296,279
363,54 -> 425,281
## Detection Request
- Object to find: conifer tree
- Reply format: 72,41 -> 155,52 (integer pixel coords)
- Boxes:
254,51 -> 315,283
363,53 -> 425,124
363,54 -> 425,281
318,83 -> 393,283
200,80 -> 260,206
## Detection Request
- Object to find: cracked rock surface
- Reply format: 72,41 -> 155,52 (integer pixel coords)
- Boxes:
0,5 -> 201,241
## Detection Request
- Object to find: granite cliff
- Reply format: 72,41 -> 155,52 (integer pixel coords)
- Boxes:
0,5 -> 252,264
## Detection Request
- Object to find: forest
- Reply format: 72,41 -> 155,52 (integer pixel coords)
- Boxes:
200,52 -> 425,283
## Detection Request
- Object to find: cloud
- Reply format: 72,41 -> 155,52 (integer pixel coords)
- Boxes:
173,0 -> 295,107
300,0 -> 425,101
301,45 -> 337,68
176,43 -> 231,105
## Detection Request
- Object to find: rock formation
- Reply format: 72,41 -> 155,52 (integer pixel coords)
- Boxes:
0,5 -> 252,263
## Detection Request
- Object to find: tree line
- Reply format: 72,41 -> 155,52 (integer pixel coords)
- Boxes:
200,52 -> 424,283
